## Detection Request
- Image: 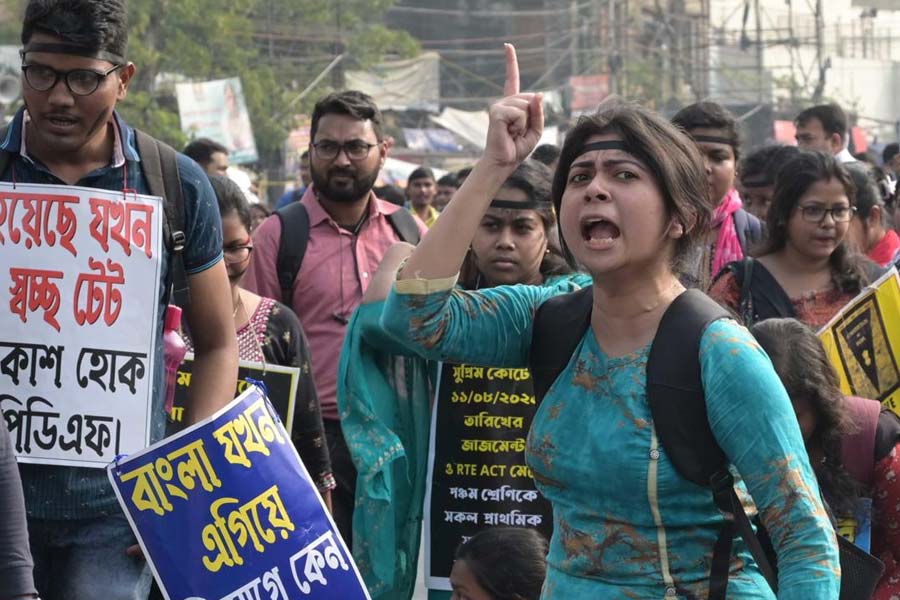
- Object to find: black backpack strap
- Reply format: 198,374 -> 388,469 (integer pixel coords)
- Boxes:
387,208 -> 421,245
529,286 -> 593,403
274,201 -> 310,305
647,290 -> 776,598
737,258 -> 755,325
134,130 -> 189,308
0,125 -> 10,177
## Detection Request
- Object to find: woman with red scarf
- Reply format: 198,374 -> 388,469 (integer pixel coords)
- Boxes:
672,102 -> 764,290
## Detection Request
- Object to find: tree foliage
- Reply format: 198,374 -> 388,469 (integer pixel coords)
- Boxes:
0,0 -> 419,170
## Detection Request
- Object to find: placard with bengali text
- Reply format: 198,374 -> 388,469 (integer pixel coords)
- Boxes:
109,386 -> 370,600
0,181 -> 162,468
170,353 -> 299,436
424,362 -> 553,591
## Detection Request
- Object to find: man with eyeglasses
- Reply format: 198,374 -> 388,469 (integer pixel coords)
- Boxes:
244,90 -> 427,548
1,2 -> 238,598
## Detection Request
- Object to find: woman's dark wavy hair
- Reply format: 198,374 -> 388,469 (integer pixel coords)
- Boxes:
454,527 -> 548,600
461,160 -> 572,289
759,150 -> 871,294
207,174 -> 251,231
551,97 -> 712,271
751,318 -> 859,516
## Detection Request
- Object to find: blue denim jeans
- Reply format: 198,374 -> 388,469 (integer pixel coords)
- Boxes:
29,512 -> 152,600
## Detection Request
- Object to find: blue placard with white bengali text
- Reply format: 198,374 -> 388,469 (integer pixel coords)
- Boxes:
108,386 -> 369,600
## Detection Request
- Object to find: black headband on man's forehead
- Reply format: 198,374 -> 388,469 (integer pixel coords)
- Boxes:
21,42 -> 125,65
689,134 -> 734,146
490,199 -> 552,210
575,140 -> 632,157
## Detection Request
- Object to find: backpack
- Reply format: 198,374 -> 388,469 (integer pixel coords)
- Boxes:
726,258 -> 796,326
0,125 -> 189,308
274,200 -> 421,305
724,257 -> 885,327
733,207 -> 764,254
530,287 -> 777,600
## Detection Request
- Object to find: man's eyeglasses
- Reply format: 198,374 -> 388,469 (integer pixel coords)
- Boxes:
312,140 -> 377,161
797,205 -> 855,223
223,245 -> 253,263
21,63 -> 123,96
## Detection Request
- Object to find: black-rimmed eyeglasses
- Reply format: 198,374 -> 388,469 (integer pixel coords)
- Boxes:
21,63 -> 123,96
223,245 -> 253,263
312,140 -> 377,161
797,205 -> 855,223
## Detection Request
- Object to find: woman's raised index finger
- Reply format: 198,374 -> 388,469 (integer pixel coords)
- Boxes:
503,43 -> 520,97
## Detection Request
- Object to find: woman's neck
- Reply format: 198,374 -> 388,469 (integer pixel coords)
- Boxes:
590,268 -> 684,357
774,245 -> 832,279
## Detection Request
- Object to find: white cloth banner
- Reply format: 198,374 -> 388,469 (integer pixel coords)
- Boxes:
176,77 -> 258,164
345,52 -> 441,112
429,107 -> 489,151
0,182 -> 162,468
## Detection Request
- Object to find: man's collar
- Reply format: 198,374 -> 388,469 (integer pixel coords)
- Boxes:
303,186 -> 386,227
10,107 -> 135,168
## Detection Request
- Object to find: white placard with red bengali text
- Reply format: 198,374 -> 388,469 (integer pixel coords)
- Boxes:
0,181 -> 162,468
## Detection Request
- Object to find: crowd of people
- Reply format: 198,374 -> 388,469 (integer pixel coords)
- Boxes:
6,1 -> 900,600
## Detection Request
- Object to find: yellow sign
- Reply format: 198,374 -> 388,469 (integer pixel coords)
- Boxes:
819,268 -> 900,415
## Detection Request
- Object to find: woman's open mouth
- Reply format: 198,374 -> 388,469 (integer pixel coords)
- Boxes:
580,216 -> 620,250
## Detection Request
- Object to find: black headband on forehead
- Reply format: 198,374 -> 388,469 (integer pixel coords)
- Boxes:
741,178 -> 772,189
575,140 -> 632,157
21,42 -> 125,65
689,134 -> 734,146
490,199 -> 552,210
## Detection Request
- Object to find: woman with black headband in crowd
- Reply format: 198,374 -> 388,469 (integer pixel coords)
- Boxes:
336,158 -> 587,600
376,45 -> 838,599
672,102 -> 765,290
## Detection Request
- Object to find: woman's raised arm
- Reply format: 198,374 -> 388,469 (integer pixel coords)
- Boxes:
399,44 -> 544,282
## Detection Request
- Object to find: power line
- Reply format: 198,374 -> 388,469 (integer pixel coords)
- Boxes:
387,1 -> 595,18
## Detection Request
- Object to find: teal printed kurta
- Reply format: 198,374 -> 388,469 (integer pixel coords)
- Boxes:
337,275 -> 589,600
380,279 -> 840,600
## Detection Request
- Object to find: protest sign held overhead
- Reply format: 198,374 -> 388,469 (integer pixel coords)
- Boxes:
819,268 -> 900,416
109,385 -> 370,600
170,354 -> 300,435
1,182 -> 162,468
425,363 -> 553,591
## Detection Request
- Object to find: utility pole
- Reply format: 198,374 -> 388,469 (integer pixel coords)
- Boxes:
570,0 -> 581,79
812,0 -> 826,103
332,0 -> 344,89
608,0 -> 623,95
755,0 -> 763,104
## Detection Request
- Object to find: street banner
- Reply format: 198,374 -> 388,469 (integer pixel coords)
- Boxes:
170,353 -> 299,435
819,268 -> 900,416
1,182 -> 162,468
424,363 -> 553,590
109,386 -> 370,600
176,77 -> 258,164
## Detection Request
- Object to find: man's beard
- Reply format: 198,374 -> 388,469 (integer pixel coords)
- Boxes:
311,164 -> 379,204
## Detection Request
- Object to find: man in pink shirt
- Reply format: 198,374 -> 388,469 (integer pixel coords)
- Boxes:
244,91 -> 426,545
